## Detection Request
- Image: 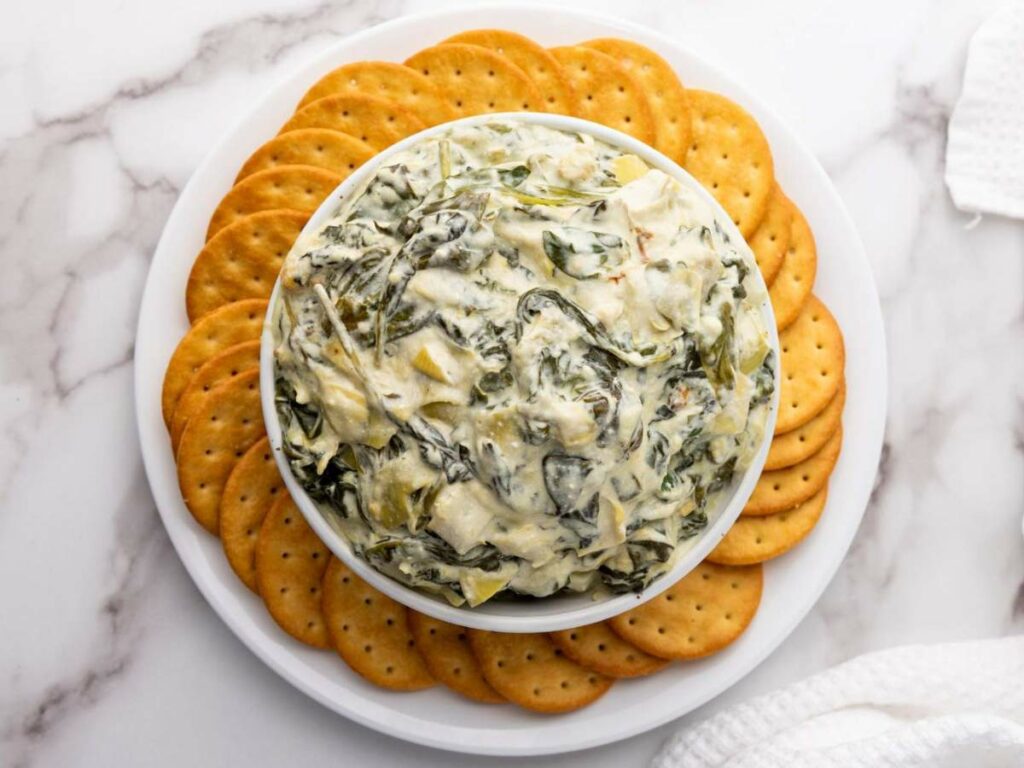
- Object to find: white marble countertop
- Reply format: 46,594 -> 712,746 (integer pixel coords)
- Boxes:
2,0 -> 1022,765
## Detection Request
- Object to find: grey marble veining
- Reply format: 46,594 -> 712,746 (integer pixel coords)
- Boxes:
1,1 -> 1022,765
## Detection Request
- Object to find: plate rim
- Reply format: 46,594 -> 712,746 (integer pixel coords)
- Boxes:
134,3 -> 887,756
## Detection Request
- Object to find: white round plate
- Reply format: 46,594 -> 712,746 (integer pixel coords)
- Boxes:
135,5 -> 886,757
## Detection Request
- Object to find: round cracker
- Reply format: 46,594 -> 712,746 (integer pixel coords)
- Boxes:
443,29 -> 576,115
407,611 -> 503,703
608,561 -> 763,660
220,436 -> 282,592
206,165 -> 342,241
280,94 -> 426,150
769,200 -> 817,330
684,90 -> 774,238
549,622 -> 668,679
709,486 -> 828,566
582,38 -> 691,165
321,557 -> 434,690
187,210 -> 307,322
161,299 -> 266,426
775,294 -> 844,434
176,369 -> 265,534
235,129 -> 375,181
743,425 -> 842,516
747,183 -> 793,286
256,493 -> 330,648
549,45 -> 656,146
296,61 -> 456,126
170,340 -> 261,450
766,380 -> 845,470
405,43 -> 545,117
468,630 -> 613,713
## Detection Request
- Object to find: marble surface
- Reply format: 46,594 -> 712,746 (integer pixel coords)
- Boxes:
1,0 -> 1022,765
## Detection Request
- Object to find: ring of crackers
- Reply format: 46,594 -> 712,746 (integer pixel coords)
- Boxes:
158,28 -> 852,714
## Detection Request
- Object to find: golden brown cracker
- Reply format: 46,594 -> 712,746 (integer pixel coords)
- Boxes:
162,299 -> 266,426
280,94 -> 427,150
582,38 -> 690,165
709,486 -> 827,566
170,340 -> 261,450
775,295 -> 844,434
236,129 -> 375,181
187,210 -> 307,322
769,201 -> 817,330
220,436 -> 282,592
443,30 -> 576,115
321,557 -> 435,690
176,369 -> 265,534
684,90 -> 774,238
297,61 -> 456,126
206,166 -> 342,241
405,43 -> 545,117
766,380 -> 845,470
468,630 -> 613,713
407,611 -> 503,703
256,493 -> 330,648
747,183 -> 793,286
549,622 -> 668,679
608,561 -> 763,660
743,425 -> 842,516
549,45 -> 656,146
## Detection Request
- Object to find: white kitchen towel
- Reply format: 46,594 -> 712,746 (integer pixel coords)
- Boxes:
653,635 -> 1024,768
945,1 -> 1024,218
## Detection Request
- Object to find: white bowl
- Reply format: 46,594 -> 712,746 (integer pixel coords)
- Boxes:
260,111 -> 780,632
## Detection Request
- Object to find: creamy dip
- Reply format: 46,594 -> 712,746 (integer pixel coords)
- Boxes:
273,120 -> 774,606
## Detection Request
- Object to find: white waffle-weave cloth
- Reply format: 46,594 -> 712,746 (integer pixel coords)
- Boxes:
653,635 -> 1024,768
945,1 -> 1024,218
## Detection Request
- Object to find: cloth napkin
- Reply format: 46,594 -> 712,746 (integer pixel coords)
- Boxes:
652,635 -> 1024,768
945,1 -> 1024,219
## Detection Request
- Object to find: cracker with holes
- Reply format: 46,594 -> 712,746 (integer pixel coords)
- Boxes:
407,611 -> 503,703
221,436 -> 282,592
405,43 -> 544,117
187,210 -> 307,322
321,558 -> 435,690
769,201 -> 817,330
747,183 -> 793,286
775,295 -> 844,434
176,369 -> 265,533
766,381 -> 845,470
236,129 -> 375,181
170,339 -> 261,450
297,61 -> 456,126
710,486 -> 827,565
549,45 -> 655,146
256,493 -> 330,648
206,166 -> 342,240
281,94 -> 426,150
549,622 -> 668,678
582,38 -> 690,165
608,561 -> 763,660
743,425 -> 842,516
162,298 -> 267,427
684,90 -> 774,238
468,630 -> 613,713
443,30 -> 576,115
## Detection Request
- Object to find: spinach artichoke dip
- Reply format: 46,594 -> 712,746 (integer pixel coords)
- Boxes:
273,120 -> 774,607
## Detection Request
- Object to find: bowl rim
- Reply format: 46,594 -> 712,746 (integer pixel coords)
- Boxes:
260,111 -> 780,632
